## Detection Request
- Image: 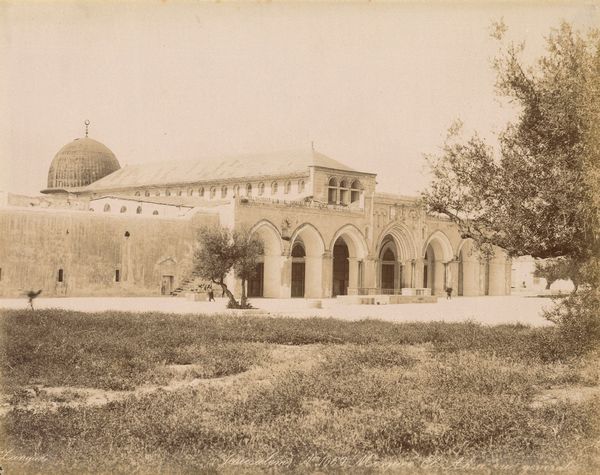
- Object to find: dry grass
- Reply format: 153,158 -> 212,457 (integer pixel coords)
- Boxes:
1,308 -> 599,474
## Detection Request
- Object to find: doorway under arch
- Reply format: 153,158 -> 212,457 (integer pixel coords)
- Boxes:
332,237 -> 349,296
291,241 -> 306,298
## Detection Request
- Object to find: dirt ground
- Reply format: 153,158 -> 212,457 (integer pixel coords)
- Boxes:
0,294 -> 554,326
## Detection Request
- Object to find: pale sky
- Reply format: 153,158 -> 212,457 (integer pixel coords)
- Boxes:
1,1 -> 598,196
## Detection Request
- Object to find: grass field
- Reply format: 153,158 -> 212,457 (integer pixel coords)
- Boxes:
1,309 -> 599,474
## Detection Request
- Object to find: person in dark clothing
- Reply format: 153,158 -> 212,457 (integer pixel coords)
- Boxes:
207,288 -> 215,302
445,287 -> 453,299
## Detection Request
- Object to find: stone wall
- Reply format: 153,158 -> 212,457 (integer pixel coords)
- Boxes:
0,208 -> 218,297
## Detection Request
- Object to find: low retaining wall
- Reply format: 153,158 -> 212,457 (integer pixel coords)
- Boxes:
336,294 -> 438,305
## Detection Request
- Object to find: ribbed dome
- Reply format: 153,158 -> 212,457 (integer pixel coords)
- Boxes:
46,137 -> 121,189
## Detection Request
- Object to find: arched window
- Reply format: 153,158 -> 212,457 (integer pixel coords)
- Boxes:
120,206 -> 127,213
246,183 -> 252,196
351,180 -> 361,203
57,269 -> 64,282
233,185 -> 240,197
291,242 -> 306,258
155,190 -> 160,196
199,187 -> 205,197
144,190 -> 150,197
210,187 -> 216,199
271,181 -> 278,195
339,180 -> 349,205
136,206 -> 142,214
177,190 -> 183,196
258,182 -> 265,196
103,204 -> 111,212
284,181 -> 291,194
152,210 -> 159,216
298,180 -> 305,193
328,177 -> 338,204
382,249 -> 395,261
188,189 -> 193,196
165,189 -> 171,196
134,191 -> 140,196
221,186 -> 228,198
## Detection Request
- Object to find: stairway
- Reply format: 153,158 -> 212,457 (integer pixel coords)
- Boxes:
170,271 -> 212,297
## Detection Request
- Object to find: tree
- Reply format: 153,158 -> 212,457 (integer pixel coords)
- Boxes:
232,229 -> 264,308
534,257 -> 584,291
193,225 -> 263,308
422,21 -> 599,336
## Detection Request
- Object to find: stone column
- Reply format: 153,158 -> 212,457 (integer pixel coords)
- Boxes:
363,256 -> 377,294
280,254 -> 292,298
347,257 -> 360,295
414,258 -> 425,289
448,260 -> 459,292
321,251 -> 333,298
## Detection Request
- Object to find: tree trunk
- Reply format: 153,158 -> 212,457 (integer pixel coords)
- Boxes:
213,279 -> 239,308
240,278 -> 247,307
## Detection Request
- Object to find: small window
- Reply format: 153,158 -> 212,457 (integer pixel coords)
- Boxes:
177,190 -> 183,196
298,180 -> 305,192
188,189 -> 193,196
165,189 -> 171,196
258,182 -> 265,196
145,190 -> 150,197
134,191 -> 140,196
103,204 -> 111,212
115,269 -> 120,282
284,181 -> 291,194
233,185 -> 240,197
246,183 -> 252,196
199,187 -> 205,197
153,210 -> 159,215
58,269 -> 64,283
271,181 -> 278,195
221,186 -> 228,198
136,206 -> 142,214
210,187 -> 216,199
120,206 -> 127,213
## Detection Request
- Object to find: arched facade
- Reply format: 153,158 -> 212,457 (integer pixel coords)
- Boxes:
248,220 -> 284,298
421,231 -> 454,296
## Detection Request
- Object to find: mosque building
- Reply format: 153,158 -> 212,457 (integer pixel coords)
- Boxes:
0,124 -> 512,300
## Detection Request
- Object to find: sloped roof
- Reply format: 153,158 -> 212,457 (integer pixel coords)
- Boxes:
86,150 -> 364,191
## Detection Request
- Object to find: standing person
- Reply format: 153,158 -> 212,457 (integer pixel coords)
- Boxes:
207,287 -> 215,302
445,287 -> 453,300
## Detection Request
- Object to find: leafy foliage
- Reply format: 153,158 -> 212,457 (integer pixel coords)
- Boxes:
534,257 -> 584,290
193,225 -> 263,308
423,22 -> 600,266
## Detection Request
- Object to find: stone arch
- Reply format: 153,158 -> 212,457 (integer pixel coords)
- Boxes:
330,224 -> 369,296
249,220 -> 284,298
376,223 -> 418,260
422,230 -> 454,295
289,223 -> 326,298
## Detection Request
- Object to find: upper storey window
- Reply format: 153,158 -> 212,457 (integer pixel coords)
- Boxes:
221,186 -> 228,198
199,187 -> 205,198
339,180 -> 349,205
210,187 -> 216,199
284,181 -> 291,194
258,182 -> 265,196
298,180 -> 305,193
233,185 -> 240,197
271,181 -> 278,195
327,177 -> 338,204
103,204 -> 111,212
351,180 -> 361,203
246,183 -> 252,196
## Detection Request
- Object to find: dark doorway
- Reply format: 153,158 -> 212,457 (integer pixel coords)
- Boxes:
380,247 -> 396,293
332,238 -> 349,297
291,242 -> 306,298
248,262 -> 264,297
161,275 -> 174,295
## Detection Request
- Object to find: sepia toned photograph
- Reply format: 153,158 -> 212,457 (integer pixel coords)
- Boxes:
0,1 -> 599,473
